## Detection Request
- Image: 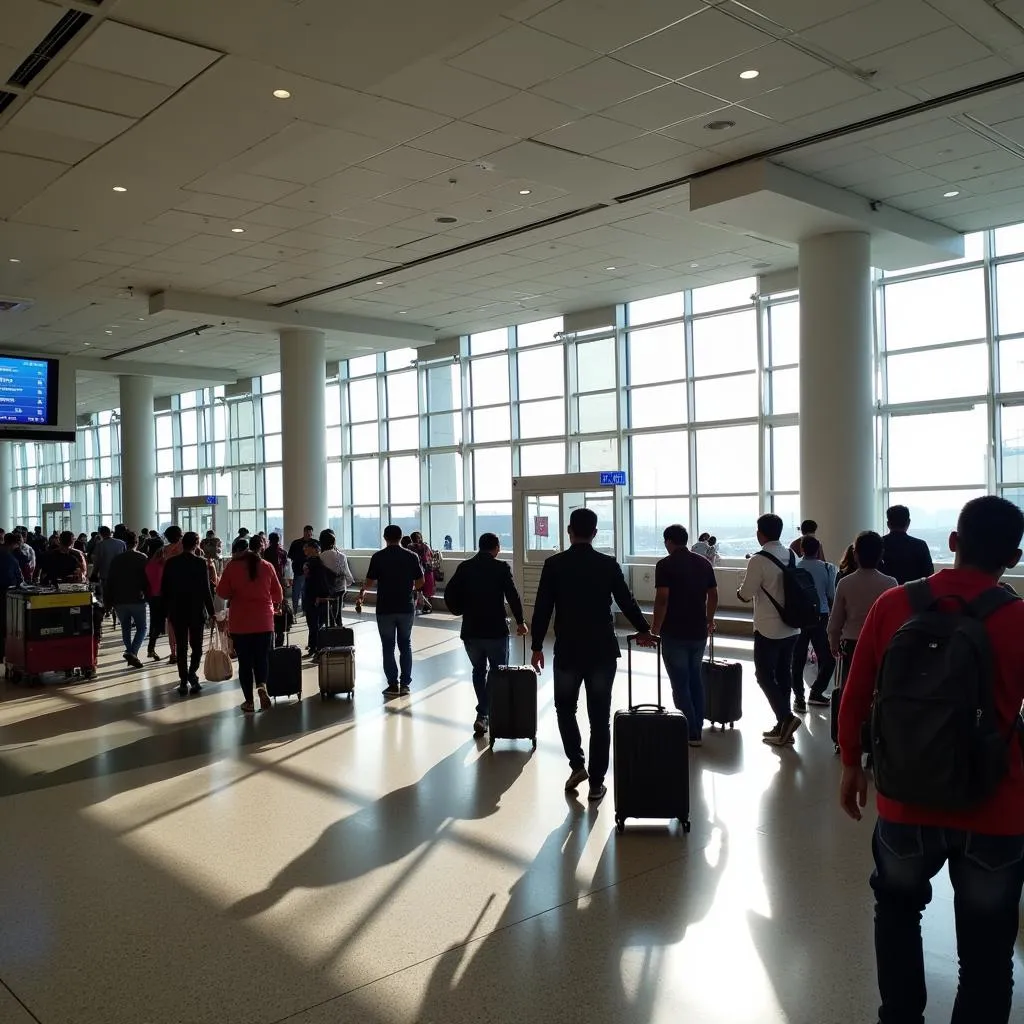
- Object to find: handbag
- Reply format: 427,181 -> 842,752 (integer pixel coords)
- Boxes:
203,625 -> 234,682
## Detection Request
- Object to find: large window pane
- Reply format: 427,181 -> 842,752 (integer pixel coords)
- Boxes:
576,337 -> 616,392
888,407 -> 987,488
262,394 -> 281,434
628,292 -> 684,326
265,466 -> 283,508
387,455 -> 419,504
694,372 -> 758,420
999,337 -> 1024,392
156,415 -> 172,448
351,507 -> 381,548
692,278 -> 754,314
518,347 -> 564,400
631,497 -> 690,555
426,363 -> 461,412
628,324 -> 685,386
769,367 -> 798,415
577,392 -> 617,433
631,431 -> 688,495
386,348 -> 416,371
887,488 -> 985,563
348,378 -> 378,422
429,412 -> 462,446
387,416 -> 419,451
578,437 -> 619,472
348,354 -> 378,378
519,442 -> 565,476
1000,405 -> 1024,482
884,269 -> 986,350
350,423 -> 377,455
630,383 -> 688,428
886,344 -> 988,404
325,383 -> 341,426
516,316 -> 562,347
472,355 -> 510,405
427,452 -> 463,502
696,495 -> 761,557
387,370 -> 418,416
768,302 -> 799,365
350,459 -> 380,505
996,260 -> 1024,337
474,502 -> 512,548
692,310 -> 757,376
696,425 -> 759,494
473,405 -> 510,443
770,425 -> 800,493
995,225 -> 1024,257
429,505 -> 464,550
519,398 -> 564,439
471,328 -> 508,355
474,447 -> 511,500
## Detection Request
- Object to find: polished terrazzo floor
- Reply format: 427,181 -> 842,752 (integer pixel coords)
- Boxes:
0,613 -> 1019,1024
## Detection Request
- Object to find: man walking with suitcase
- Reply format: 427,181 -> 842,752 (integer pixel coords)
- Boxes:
650,524 -> 718,747
443,531 -> 529,737
531,508 -> 654,802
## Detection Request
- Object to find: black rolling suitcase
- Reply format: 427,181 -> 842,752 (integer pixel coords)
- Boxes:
613,637 -> 690,834
266,628 -> 303,702
701,635 -> 743,729
487,638 -> 537,751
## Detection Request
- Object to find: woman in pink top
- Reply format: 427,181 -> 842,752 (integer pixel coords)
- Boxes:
217,538 -> 284,712
144,544 -> 173,662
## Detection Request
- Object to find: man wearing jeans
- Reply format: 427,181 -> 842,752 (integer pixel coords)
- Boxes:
443,532 -> 528,737
358,524 -> 423,697
840,495 -> 1024,1024
737,513 -> 802,747
531,508 -> 654,803
104,530 -> 149,668
650,524 -> 717,747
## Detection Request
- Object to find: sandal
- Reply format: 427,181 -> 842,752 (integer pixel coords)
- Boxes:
257,687 -> 272,711
240,701 -> 255,713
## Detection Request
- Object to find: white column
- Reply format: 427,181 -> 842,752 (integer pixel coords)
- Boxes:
798,231 -> 875,558
0,442 -> 12,528
119,374 -> 156,530
280,329 -> 327,542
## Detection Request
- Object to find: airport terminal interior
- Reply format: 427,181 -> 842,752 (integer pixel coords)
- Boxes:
4,0 -> 1024,1021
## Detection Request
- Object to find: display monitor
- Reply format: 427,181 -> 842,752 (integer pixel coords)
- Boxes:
0,355 -> 58,426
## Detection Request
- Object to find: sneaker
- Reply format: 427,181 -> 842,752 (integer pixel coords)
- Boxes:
126,654 -> 144,669
762,723 -> 782,739
177,682 -> 188,696
189,681 -> 202,695
473,716 -> 488,738
767,715 -> 802,747
564,767 -> 589,792
382,684 -> 401,697
147,649 -> 159,661
807,693 -> 830,707
588,784 -> 607,802
793,699 -> 808,713
400,684 -> 411,695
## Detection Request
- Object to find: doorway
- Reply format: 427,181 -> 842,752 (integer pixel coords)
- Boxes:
170,495 -> 228,539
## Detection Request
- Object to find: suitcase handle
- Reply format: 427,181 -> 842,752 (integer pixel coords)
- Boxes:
626,634 -> 662,712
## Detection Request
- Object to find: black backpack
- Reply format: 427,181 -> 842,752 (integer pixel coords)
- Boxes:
756,550 -> 821,629
871,580 -> 1018,810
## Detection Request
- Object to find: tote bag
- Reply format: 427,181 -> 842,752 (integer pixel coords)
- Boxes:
203,624 -> 234,682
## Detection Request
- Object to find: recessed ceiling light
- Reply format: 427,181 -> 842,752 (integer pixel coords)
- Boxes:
179,349 -> 185,353
398,311 -> 407,314
273,89 -> 291,99
375,280 -> 385,285
605,266 -> 616,271
705,120 -> 736,131
519,188 -> 532,195
137,317 -> 145,321
112,185 -> 127,192
105,330 -> 113,335
690,262 -> 700,268
943,190 -> 961,198
231,226 -> 245,233
83,342 -> 91,347
8,258 -> 19,263
435,215 -> 458,224
739,69 -> 759,79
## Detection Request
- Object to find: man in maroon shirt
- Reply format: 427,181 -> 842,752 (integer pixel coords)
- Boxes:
838,495 -> 1024,1024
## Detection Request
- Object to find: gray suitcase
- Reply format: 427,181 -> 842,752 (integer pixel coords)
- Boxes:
319,646 -> 355,699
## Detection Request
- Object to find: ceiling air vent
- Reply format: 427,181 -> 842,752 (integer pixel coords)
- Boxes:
7,9 -> 93,90
0,297 -> 33,313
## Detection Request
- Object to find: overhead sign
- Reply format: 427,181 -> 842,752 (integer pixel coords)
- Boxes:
599,471 -> 627,486
62,502 -> 72,510
205,496 -> 218,505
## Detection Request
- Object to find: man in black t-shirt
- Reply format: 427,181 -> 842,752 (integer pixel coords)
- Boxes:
357,524 -> 423,697
288,525 -> 315,611
650,523 -> 718,746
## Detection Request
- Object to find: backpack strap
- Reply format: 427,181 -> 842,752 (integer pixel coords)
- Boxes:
966,585 -> 1020,621
756,549 -> 786,571
905,578 -> 934,614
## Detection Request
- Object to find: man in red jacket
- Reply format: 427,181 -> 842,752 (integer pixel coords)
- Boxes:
839,495 -> 1024,1024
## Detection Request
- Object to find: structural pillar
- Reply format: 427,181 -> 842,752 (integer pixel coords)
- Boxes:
119,374 -> 157,530
798,231 -> 875,558
0,442 -> 13,528
280,329 -> 327,542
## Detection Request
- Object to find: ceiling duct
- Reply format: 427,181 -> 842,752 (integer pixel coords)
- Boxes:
6,9 -> 93,91
0,296 -> 33,313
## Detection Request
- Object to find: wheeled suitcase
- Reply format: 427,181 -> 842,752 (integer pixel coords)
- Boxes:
831,642 -> 852,754
613,637 -> 690,834
701,635 -> 743,729
319,625 -> 355,650
487,637 -> 537,751
319,646 -> 355,700
266,633 -> 303,702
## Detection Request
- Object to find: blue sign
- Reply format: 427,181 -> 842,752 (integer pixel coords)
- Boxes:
600,470 -> 627,486
0,356 -> 50,426
62,502 -> 72,510
204,496 -> 218,505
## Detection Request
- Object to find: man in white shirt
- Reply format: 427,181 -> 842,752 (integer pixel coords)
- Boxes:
318,529 -> 354,624
737,513 -> 802,747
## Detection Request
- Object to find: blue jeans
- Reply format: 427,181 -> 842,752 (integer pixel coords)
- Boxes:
661,636 -> 706,740
117,602 -> 147,657
871,819 -> 1024,1024
464,636 -> 509,717
292,573 -> 304,613
377,612 -> 414,688
553,660 -> 616,788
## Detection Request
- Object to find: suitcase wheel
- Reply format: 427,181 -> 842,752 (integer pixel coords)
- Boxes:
615,817 -> 625,834
681,819 -> 691,834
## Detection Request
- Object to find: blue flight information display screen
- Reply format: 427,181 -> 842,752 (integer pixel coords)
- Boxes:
0,357 -> 52,425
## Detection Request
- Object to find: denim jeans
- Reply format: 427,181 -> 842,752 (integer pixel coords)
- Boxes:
117,602 -> 147,657
233,631 -> 273,704
377,611 -> 414,688
291,573 -> 304,613
753,631 -> 797,725
870,819 -> 1024,1024
661,636 -> 707,741
553,659 -> 617,787
464,636 -> 509,717
792,612 -> 836,700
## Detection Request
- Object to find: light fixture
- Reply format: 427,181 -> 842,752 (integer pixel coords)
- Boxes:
112,185 -> 127,192
690,262 -> 699,268
231,226 -> 245,233
605,265 -> 616,271
739,69 -> 759,79
8,258 -> 19,263
398,310 -> 407,314
273,89 -> 291,99
943,190 -> 961,198
435,215 -> 458,224
375,280 -> 385,285
519,188 -> 532,195
83,342 -> 91,347
137,317 -> 145,321
105,330 -> 113,335
705,119 -> 736,131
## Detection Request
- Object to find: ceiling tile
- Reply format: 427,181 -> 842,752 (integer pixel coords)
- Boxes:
97,238 -> 168,257
614,8 -> 772,79
447,23 -> 595,89
9,97 -> 135,145
595,132 -> 700,169
248,123 -> 390,184
785,87 -> 918,136
851,170 -> 946,200
732,0 -> 875,31
678,41 -> 829,103
534,115 -> 644,155
184,172 -> 301,204
383,181 -> 466,211
467,92 -> 581,137
799,0 -> 951,62
38,63 -> 174,120
360,146 -> 462,179
818,154 -> 913,187
527,0 -> 705,53
0,152 -> 66,218
742,69 -> 875,121
604,83 -> 728,130
532,58 -> 667,112
311,166 -> 412,203
929,150 -> 1024,184
71,20 -> 220,88
658,103 -> 774,145
371,60 -> 518,118
407,121 -> 516,160
242,205 -> 325,230
0,125 -> 95,165
860,27 -> 993,87
174,193 -> 262,220
910,55 -> 1015,99
331,95 -> 451,146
